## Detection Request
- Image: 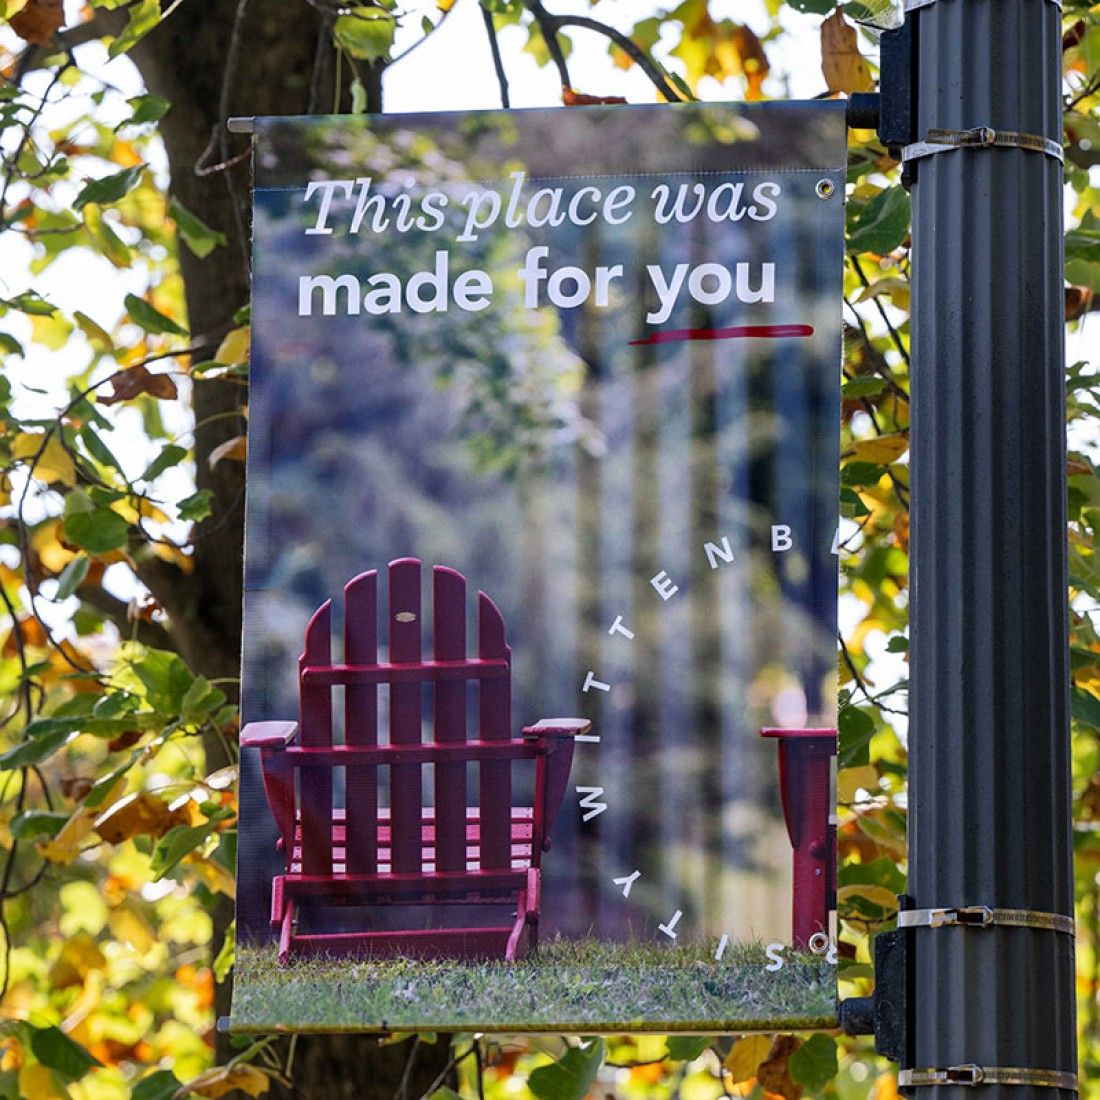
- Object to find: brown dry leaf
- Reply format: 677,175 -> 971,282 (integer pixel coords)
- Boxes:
821,10 -> 874,94
1066,284 -> 1093,321
207,434 -> 247,468
178,1064 -> 273,1099
725,1034 -> 773,1083
98,365 -> 178,406
60,776 -> 94,801
732,25 -> 769,100
562,88 -> 628,106
94,792 -> 172,844
10,0 -> 63,45
2,615 -> 49,656
756,1035 -> 802,1100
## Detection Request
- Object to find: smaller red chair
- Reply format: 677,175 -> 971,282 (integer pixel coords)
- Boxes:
761,727 -> 837,948
242,558 -> 590,963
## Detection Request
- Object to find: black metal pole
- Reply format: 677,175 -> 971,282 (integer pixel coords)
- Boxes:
908,0 -> 1076,1094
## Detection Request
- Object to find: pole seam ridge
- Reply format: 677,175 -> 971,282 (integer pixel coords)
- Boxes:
904,0 -> 1061,10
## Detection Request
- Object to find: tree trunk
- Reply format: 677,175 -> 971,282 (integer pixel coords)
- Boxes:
120,5 -> 449,1094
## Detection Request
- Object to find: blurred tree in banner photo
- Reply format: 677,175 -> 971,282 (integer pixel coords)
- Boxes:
0,0 -> 1097,1097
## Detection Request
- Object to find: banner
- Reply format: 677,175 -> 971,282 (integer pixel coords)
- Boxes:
232,102 -> 845,1033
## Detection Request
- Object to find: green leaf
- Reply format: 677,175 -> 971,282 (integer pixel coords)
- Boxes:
839,704 -> 876,768
124,93 -> 170,126
0,331 -> 24,357
350,77 -> 368,115
149,816 -> 227,880
842,376 -> 885,398
212,921 -> 235,982
108,0 -> 161,57
29,1027 -> 101,1081
848,186 -> 910,255
124,293 -> 187,337
10,810 -> 70,840
789,1034 -> 838,1090
63,490 -> 129,554
177,489 -> 214,523
665,1036 -> 711,1062
55,555 -> 90,600
180,676 -> 227,721
73,165 -> 143,211
132,1070 -> 183,1100
1071,686 -> 1100,729
169,198 -> 226,259
428,1091 -> 463,1100
333,11 -> 397,62
132,648 -> 195,712
80,424 -> 125,473
140,443 -> 187,482
0,722 -> 76,770
528,1040 -> 605,1100
2,290 -> 56,315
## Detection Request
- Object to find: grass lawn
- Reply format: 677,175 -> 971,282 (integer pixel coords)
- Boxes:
230,939 -> 836,1033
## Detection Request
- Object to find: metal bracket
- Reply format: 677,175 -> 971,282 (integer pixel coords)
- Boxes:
899,1066 -> 1078,1090
897,905 -> 1075,935
227,117 -> 255,135
838,895 -> 914,1067
902,126 -> 1064,165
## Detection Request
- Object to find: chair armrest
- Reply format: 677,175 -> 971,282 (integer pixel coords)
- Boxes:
522,717 -> 593,739
240,721 -> 299,749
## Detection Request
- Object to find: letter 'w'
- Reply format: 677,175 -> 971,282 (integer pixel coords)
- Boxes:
576,786 -> 608,822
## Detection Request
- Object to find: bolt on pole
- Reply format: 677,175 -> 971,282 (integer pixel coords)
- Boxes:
907,0 -> 1076,1094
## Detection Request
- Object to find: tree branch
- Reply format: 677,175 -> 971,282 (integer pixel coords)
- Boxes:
74,582 -> 174,650
523,0 -> 571,91
553,13 -> 684,102
481,4 -> 510,109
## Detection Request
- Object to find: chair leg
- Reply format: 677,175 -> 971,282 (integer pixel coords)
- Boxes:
277,898 -> 295,965
505,891 -> 528,961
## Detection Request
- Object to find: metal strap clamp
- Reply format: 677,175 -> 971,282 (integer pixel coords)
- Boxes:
897,905 -> 1075,935
905,0 -> 1062,10
902,126 -> 1064,165
899,1065 -> 1077,1090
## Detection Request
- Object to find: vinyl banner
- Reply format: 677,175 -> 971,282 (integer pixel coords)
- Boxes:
232,102 -> 845,1033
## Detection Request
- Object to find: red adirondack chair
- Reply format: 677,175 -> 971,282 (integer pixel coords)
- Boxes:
241,557 -> 590,964
760,727 -> 837,949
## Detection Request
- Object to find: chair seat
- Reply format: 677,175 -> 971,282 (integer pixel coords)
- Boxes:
286,805 -> 536,875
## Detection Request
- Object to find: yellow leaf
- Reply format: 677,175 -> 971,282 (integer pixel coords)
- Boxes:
108,903 -> 157,953
29,309 -> 73,350
836,883 -> 901,913
39,778 -> 126,864
111,496 -> 170,525
12,433 -> 76,486
187,855 -> 236,898
151,539 -> 195,574
214,325 -> 249,366
820,10 -> 874,94
847,433 -> 909,465
48,931 -> 106,988
18,1063 -> 64,1100
725,1034 -> 773,1083
838,764 -> 880,802
109,137 -> 143,167
207,435 -> 246,468
182,1065 -> 272,1099
873,1072 -> 901,1100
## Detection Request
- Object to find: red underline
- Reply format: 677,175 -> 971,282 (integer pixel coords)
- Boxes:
628,324 -> 815,346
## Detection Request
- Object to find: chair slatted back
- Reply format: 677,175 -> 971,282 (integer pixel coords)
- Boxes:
299,600 -> 333,875
293,558 -> 519,879
343,570 -> 378,874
